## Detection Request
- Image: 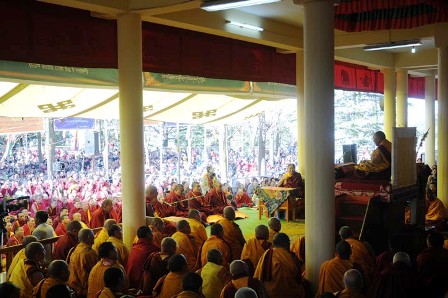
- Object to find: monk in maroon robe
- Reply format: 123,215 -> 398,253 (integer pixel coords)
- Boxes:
234,187 -> 253,208
187,182 -> 211,220
204,181 -> 230,215
164,184 -> 189,217
89,199 -> 118,228
53,221 -> 82,261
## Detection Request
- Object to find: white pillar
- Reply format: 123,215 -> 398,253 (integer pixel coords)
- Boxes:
425,74 -> 436,166
303,0 -> 335,290
117,13 -> 145,249
396,70 -> 408,127
296,50 -> 305,176
438,47 -> 448,208
382,68 -> 396,139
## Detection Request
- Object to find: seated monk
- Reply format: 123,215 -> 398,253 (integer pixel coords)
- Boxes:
316,240 -> 361,296
32,260 -> 70,298
96,266 -> 127,298
217,207 -> 246,261
165,184 -> 189,217
53,220 -> 82,261
152,254 -> 189,298
353,131 -> 392,180
106,224 -> 129,267
198,249 -> 230,298
140,237 -> 177,295
7,235 -> 38,281
126,226 -> 161,289
267,217 -> 281,244
9,242 -> 46,298
92,219 -> 117,252
277,163 -> 305,216
146,185 -> 176,218
335,269 -> 365,298
220,260 -> 267,298
186,209 -> 207,253
87,241 -> 128,298
7,226 -> 24,247
172,220 -> 198,272
150,217 -> 165,247
424,182 -> 448,226
339,226 -> 374,286
205,181 -> 230,215
241,225 -> 272,275
254,233 -> 305,298
198,223 -> 232,268
173,272 -> 203,298
290,235 -> 305,274
234,187 -> 253,208
187,182 -> 212,219
373,235 -> 401,277
90,199 -> 119,229
67,229 -> 99,297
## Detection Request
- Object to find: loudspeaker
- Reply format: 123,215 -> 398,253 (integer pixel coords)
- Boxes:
85,131 -> 99,156
343,144 -> 357,164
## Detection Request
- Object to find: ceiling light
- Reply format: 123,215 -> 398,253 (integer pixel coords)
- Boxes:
363,40 -> 422,51
226,20 -> 263,31
201,0 -> 282,12
411,46 -> 416,54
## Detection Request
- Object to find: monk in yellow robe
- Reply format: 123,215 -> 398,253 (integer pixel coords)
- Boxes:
173,272 -> 204,298
335,269 -> 365,298
220,260 -> 267,298
241,225 -> 271,274
96,267 -> 127,298
254,233 -> 305,298
67,229 -> 99,297
87,242 -> 128,298
339,226 -> 374,286
198,248 -> 230,298
267,217 -> 281,244
354,131 -> 391,179
32,260 -> 70,298
172,220 -> 198,272
92,219 -> 116,252
198,223 -> 232,268
151,217 -> 165,247
217,207 -> 246,260
9,242 -> 46,298
7,235 -> 38,281
106,224 -> 129,267
316,240 -> 359,296
153,254 -> 189,298
186,209 -> 207,254
425,182 -> 448,224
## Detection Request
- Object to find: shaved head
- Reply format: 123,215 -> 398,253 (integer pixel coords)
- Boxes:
210,223 -> 223,237
235,287 -> 258,298
177,220 -> 191,234
104,219 -> 117,231
25,242 -> 45,259
188,209 -> 201,221
343,269 -> 363,290
22,235 -> 38,247
66,220 -> 82,236
152,218 -> 164,231
161,237 -> 177,255
48,260 -> 70,282
393,252 -> 411,267
339,226 -> 354,240
230,260 -> 249,277
268,217 -> 281,232
78,228 -> 95,244
223,206 -> 235,220
206,248 -> 223,265
255,225 -> 269,240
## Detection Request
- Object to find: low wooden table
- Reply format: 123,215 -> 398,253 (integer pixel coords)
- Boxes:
258,186 -> 299,222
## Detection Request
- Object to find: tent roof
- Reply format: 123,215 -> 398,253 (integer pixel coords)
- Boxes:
0,61 -> 296,126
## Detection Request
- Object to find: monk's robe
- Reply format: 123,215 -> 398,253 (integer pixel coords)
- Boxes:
186,218 -> 207,254
416,246 -> 448,297
174,291 -> 203,298
9,259 -> 45,298
32,276 -> 65,298
126,238 -> 160,289
220,276 -> 266,298
198,262 -> 230,298
97,287 -> 117,298
354,139 -> 392,177
217,218 -> 245,260
254,247 -> 305,298
79,208 -> 92,227
373,250 -> 394,276
7,235 -> 22,247
151,227 -> 164,248
67,242 -> 99,297
425,197 -> 448,223
87,260 -> 127,298
153,271 -> 188,298
140,252 -> 170,295
55,223 -> 67,236
53,232 -> 78,261
316,257 -> 356,296
346,238 -> 374,285
204,189 -> 229,215
7,248 -> 25,280
187,190 -> 212,217
90,208 -> 118,229
151,200 -> 176,218
267,229 -> 278,244
107,236 -> 129,267
290,236 -> 305,263
92,227 -> 109,252
199,235 -> 232,268
241,238 -> 271,274
162,219 -> 177,237
172,231 -> 198,272
234,192 -> 253,208
165,192 -> 189,217
334,288 -> 365,298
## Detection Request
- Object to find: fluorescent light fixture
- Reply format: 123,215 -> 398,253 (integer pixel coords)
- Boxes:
363,40 -> 422,51
226,20 -> 263,31
201,0 -> 282,12
411,46 -> 416,54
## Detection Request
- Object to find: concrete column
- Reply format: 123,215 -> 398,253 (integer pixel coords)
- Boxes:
117,13 -> 145,249
425,74 -> 436,166
438,47 -> 448,208
396,70 -> 408,127
296,50 -> 305,176
302,0 -> 335,290
382,68 -> 396,140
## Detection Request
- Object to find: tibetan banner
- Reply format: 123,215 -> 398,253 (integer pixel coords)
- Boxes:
54,118 -> 96,130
